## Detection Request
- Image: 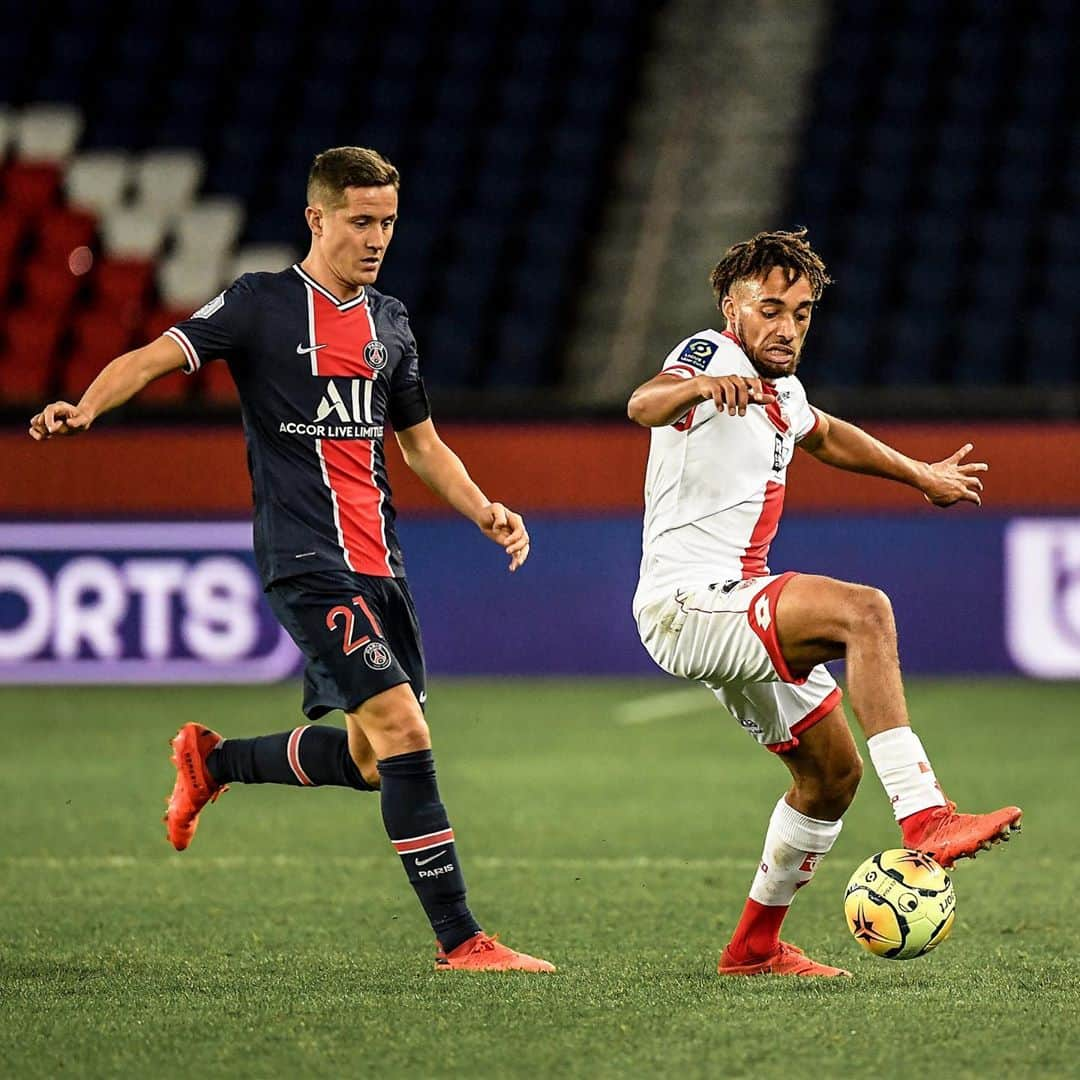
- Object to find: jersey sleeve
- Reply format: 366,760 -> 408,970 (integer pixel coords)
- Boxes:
658,334 -> 720,380
787,378 -> 820,441
386,302 -> 431,431
164,276 -> 256,374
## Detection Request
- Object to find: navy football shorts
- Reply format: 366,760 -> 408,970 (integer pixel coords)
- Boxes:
266,570 -> 426,719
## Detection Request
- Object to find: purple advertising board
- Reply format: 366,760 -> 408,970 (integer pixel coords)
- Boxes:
1,515 -> 1077,682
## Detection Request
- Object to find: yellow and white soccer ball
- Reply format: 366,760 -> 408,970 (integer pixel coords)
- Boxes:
844,849 -> 956,960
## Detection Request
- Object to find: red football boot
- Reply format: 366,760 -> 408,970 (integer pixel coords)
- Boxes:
435,933 -> 556,972
719,941 -> 851,977
901,800 -> 1022,868
165,723 -> 226,851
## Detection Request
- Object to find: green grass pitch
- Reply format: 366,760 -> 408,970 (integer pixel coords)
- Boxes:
2,678 -> 1078,1079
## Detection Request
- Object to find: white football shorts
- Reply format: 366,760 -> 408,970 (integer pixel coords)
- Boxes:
635,571 -> 842,753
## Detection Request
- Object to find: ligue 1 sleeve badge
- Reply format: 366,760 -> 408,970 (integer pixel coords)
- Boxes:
364,340 -> 388,371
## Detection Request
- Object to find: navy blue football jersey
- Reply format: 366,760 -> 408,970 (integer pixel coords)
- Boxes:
166,264 -> 431,586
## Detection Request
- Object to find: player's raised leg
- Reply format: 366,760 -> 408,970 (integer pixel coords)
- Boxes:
164,723 -> 379,852
773,574 -> 1022,865
719,706 -> 855,977
349,684 -> 554,972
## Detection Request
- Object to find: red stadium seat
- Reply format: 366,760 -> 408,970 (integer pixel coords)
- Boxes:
141,305 -> 191,343
137,364 -> 192,407
36,207 -> 97,260
60,310 -> 136,397
0,217 -> 28,300
94,257 -> 154,306
22,257 -> 83,312
0,309 -> 63,404
201,358 -> 240,407
2,162 -> 62,216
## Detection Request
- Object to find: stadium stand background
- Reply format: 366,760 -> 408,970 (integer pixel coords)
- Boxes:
1,0 -> 1077,422
0,0 -> 653,417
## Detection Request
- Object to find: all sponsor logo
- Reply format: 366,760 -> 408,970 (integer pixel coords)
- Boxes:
1004,518 -> 1080,677
278,378 -> 383,439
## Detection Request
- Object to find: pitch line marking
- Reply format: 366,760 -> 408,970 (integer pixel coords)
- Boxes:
614,689 -> 715,725
1,854 -> 761,873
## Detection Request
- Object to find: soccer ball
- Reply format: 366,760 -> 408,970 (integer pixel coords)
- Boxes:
843,849 -> 956,960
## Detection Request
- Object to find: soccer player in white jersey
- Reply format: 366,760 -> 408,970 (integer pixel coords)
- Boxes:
628,228 -> 1022,977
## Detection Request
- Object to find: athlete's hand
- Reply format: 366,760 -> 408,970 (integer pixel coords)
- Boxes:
921,443 -> 987,507
478,502 -> 530,572
28,401 -> 93,441
698,374 -> 777,417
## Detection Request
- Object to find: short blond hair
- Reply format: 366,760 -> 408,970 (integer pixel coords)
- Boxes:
307,146 -> 400,208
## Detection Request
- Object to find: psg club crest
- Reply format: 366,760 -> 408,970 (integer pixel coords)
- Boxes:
364,340 -> 388,371
363,641 -> 392,670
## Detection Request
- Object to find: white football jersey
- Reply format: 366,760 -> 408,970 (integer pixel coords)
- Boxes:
633,328 -> 819,615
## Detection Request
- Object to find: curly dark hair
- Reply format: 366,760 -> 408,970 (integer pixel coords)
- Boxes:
709,227 -> 832,309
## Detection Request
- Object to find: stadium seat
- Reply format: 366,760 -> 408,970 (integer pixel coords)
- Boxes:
100,206 -> 169,259
1021,308 -> 1078,383
133,150 -> 205,216
94,258 -> 155,311
173,197 -> 245,261
61,312 -> 137,397
3,162 -> 62,215
0,104 -> 15,157
0,309 -> 63,403
22,258 -> 83,312
200,359 -> 240,407
228,245 -> 297,280
36,208 -> 97,260
157,254 -> 226,310
14,103 -> 83,162
65,152 -> 133,214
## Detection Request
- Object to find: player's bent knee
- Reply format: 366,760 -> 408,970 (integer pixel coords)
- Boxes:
850,586 -> 896,639
352,685 -> 431,756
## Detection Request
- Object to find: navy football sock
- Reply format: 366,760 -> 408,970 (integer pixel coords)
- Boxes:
377,749 -> 481,953
206,726 -> 372,790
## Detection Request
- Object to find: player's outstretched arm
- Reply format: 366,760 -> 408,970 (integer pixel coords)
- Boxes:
799,410 -> 987,508
28,336 -> 188,441
395,419 -> 530,571
627,372 -> 776,427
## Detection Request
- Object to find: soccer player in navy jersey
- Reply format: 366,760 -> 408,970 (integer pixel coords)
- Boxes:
28,146 -> 554,972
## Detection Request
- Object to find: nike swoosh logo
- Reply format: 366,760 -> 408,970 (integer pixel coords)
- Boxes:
414,850 -> 447,867
296,343 -> 328,354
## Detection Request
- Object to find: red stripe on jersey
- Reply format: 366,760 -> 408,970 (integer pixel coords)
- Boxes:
741,480 -> 785,577
311,287 -> 392,576
761,380 -> 789,433
721,329 -> 743,349
312,289 -> 376,378
320,438 -> 393,575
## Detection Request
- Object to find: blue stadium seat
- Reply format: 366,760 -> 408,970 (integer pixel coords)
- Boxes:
881,316 -> 942,386
1020,309 -> 1075,383
952,314 -> 1014,385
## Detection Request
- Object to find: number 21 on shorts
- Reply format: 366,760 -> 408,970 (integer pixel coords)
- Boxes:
326,594 -> 384,655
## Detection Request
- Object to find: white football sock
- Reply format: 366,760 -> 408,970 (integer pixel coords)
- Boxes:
867,726 -> 947,821
748,797 -> 843,907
